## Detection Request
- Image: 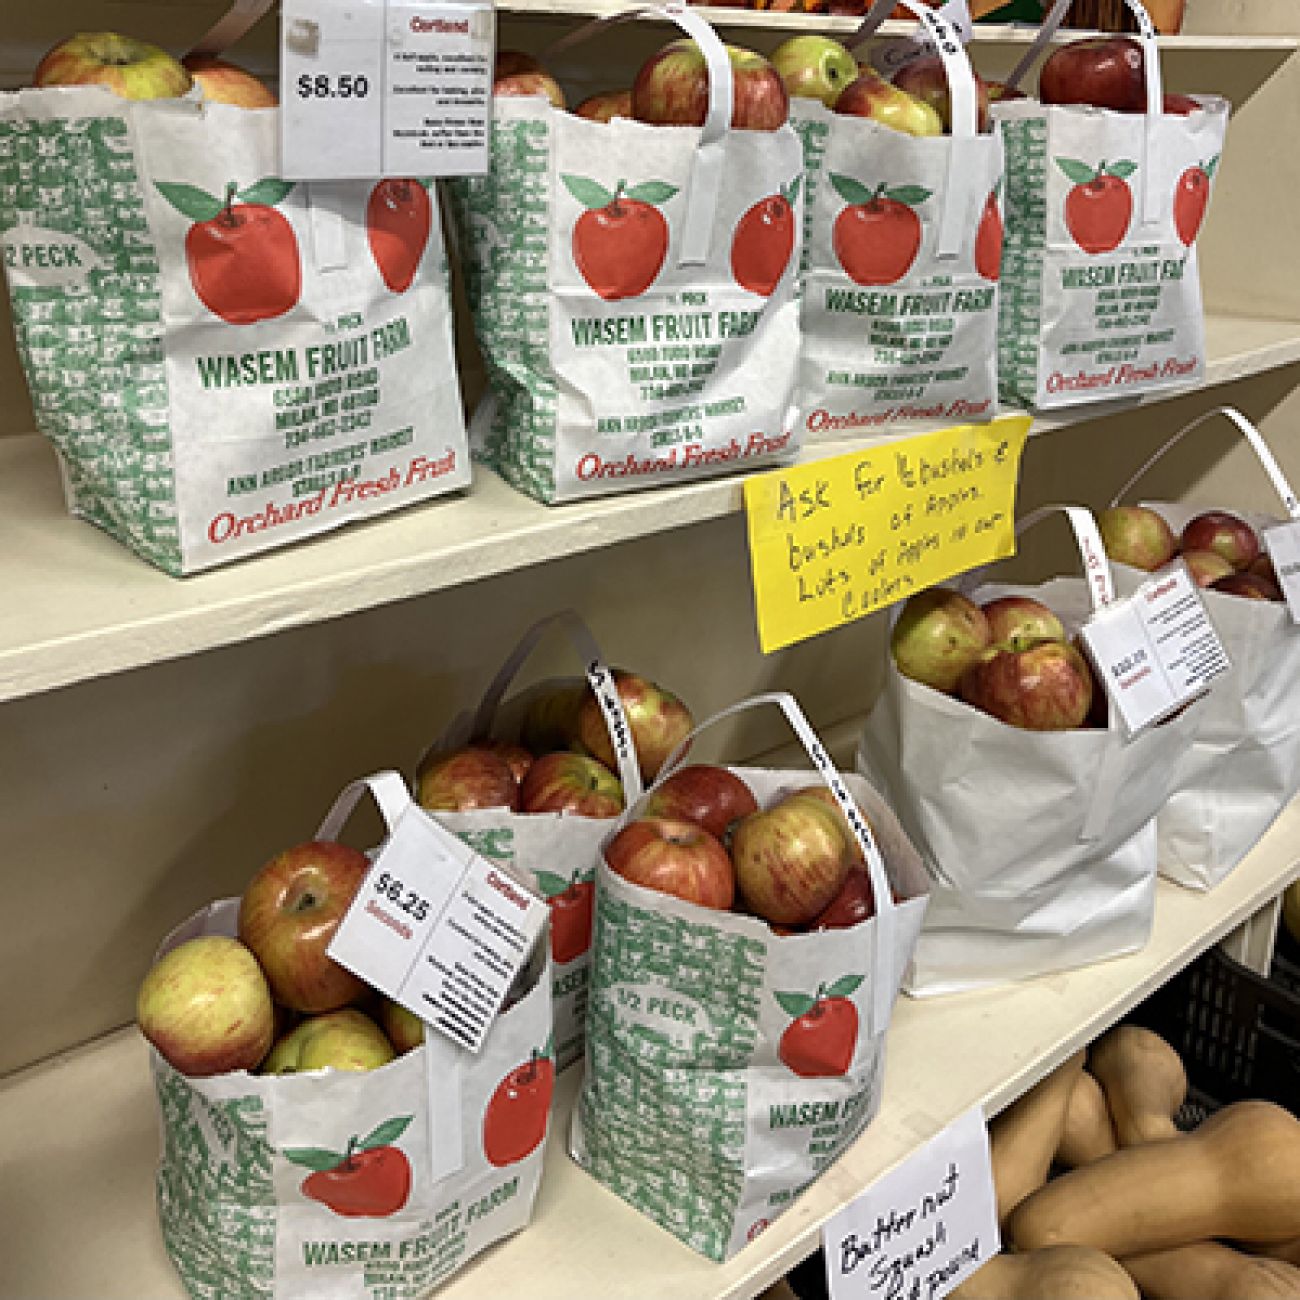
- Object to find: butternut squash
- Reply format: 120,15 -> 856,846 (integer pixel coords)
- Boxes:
989,1049 -> 1087,1225
951,1246 -> 1138,1299
1057,1069 -> 1119,1167
1123,1241 -> 1300,1299
1088,1024 -> 1186,1146
1009,1101 -> 1300,1257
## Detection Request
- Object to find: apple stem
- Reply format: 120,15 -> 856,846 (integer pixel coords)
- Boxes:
610,179 -> 627,216
341,1135 -> 359,1170
221,180 -> 239,227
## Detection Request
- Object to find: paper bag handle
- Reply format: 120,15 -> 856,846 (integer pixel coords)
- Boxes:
315,770 -> 414,844
1109,406 -> 1300,521
645,690 -> 898,1036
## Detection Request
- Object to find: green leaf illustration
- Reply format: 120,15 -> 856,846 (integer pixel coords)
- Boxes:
1055,157 -> 1097,186
359,1115 -> 414,1150
1108,159 -> 1138,180
542,1031 -> 554,1059
782,174 -> 803,207
561,174 -> 614,210
534,870 -> 570,898
827,973 -> 865,1000
884,185 -> 932,207
154,181 -> 224,223
1204,154 -> 1220,181
237,178 -> 296,207
282,1145 -> 347,1172
623,180 -> 679,206
775,990 -> 817,1019
830,173 -> 875,207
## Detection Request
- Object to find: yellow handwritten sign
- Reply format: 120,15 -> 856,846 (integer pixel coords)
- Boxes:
743,416 -> 1032,654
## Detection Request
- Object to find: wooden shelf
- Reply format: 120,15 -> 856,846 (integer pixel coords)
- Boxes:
4,795 -> 1296,1300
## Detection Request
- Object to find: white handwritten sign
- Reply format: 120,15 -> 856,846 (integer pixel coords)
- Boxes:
823,1106 -> 998,1300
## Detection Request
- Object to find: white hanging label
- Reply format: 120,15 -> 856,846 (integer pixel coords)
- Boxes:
327,808 -> 546,1052
1264,520 -> 1300,624
869,0 -> 973,76
280,0 -> 493,180
1080,561 -> 1230,738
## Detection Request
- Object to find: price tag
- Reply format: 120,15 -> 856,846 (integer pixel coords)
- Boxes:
327,807 -> 546,1052
280,0 -> 493,180
1080,561 -> 1231,738
822,1105 -> 997,1300
1263,520 -> 1300,623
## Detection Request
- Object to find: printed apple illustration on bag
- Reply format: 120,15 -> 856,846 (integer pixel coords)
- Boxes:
535,869 -> 594,965
1174,154 -> 1218,247
156,177 -> 301,324
975,187 -> 1003,282
1056,158 -> 1135,254
562,174 -> 677,301
731,176 -> 801,297
830,175 -> 929,287
483,1036 -> 554,1167
367,178 -> 432,293
776,975 -> 863,1078
285,1115 -> 413,1217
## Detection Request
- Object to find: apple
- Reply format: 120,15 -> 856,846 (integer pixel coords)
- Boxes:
573,89 -> 632,122
494,52 -> 565,108
730,794 -> 853,927
1096,505 -> 1179,572
975,190 -> 1003,282
137,935 -> 274,1077
891,54 -> 991,133
574,669 -> 694,784
181,54 -> 277,108
776,784 -> 870,869
519,683 -> 586,756
1060,162 -> 1134,254
834,69 -> 942,137
810,868 -> 877,930
777,978 -> 861,1077
262,1008 -> 396,1074
605,816 -> 735,910
890,588 -> 992,694
631,39 -> 790,132
1039,36 -> 1146,113
536,870 -> 595,964
1164,92 -> 1201,116
1181,548 -> 1236,588
378,998 -> 424,1054
1249,552 -> 1279,584
981,595 -> 1066,650
959,639 -> 1095,730
294,1134 -> 412,1218
483,1049 -> 554,1167
769,35 -> 858,109
565,175 -> 674,301
731,184 -> 799,297
641,763 -> 759,842
478,738 -> 534,784
34,31 -> 192,100
987,80 -> 1028,104
1180,509 -> 1261,571
1210,571 -> 1284,602
830,172 -> 928,285
366,178 -> 431,295
519,751 -> 624,817
416,745 -> 520,812
238,840 -> 372,1014
495,50 -> 543,80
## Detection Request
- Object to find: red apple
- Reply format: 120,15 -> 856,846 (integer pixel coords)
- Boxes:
478,739 -> 534,784
1180,509 -> 1261,572
1039,36 -> 1145,113
416,745 -> 520,812
632,39 -> 789,132
987,80 -> 1028,104
519,751 -> 623,817
1249,552 -> 1279,584
1210,571 -> 1284,602
730,795 -> 853,927
182,54 -> 277,108
981,595 -> 1066,650
890,588 -> 993,694
573,90 -> 632,122
834,70 -> 942,137
959,639 -> 1095,730
1164,92 -> 1201,116
34,31 -> 192,100
1096,505 -> 1179,572
605,817 -> 735,909
495,50 -> 543,80
776,784 -> 870,869
238,841 -> 372,1014
891,54 -> 990,133
494,51 -> 565,109
575,669 -> 694,784
1181,548 -> 1236,588
830,172 -> 927,285
810,868 -> 877,930
566,176 -> 673,301
641,764 -> 759,841
483,1050 -> 554,1167
778,982 -> 860,1077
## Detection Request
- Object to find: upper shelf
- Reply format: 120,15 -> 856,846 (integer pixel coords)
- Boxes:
2,309 -> 1299,705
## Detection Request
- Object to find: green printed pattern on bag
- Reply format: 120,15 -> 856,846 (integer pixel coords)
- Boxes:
792,117 -> 830,286
448,119 -> 558,501
154,1065 -> 275,1298
996,116 -> 1048,406
0,116 -> 177,571
579,891 -> 766,1261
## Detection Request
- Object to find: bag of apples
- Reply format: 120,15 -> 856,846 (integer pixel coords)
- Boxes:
858,505 -> 1204,995
570,692 -> 930,1261
0,39 -> 470,576
1094,406 -> 1300,889
138,772 -> 553,1299
992,0 -> 1228,411
413,611 -> 701,1071
445,6 -> 803,503
787,0 -> 1006,441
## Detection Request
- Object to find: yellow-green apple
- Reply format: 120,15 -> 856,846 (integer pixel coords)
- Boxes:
776,784 -> 870,868
262,1008 -> 395,1074
632,39 -> 789,132
981,595 -> 1066,651
137,935 -> 275,1077
519,751 -> 623,817
1210,571 -> 1283,602
1096,505 -> 1179,571
834,69 -> 942,137
769,35 -> 858,108
1180,509 -> 1261,571
959,639 -> 1095,730
730,794 -> 854,926
575,669 -> 693,784
493,50 -> 565,108
181,54 -> 277,107
416,745 -> 520,812
34,31 -> 192,100
891,54 -> 991,133
238,840 -> 372,1013
890,588 -> 992,693
1039,36 -> 1146,113
1181,548 -> 1236,588
574,89 -> 632,122
379,998 -> 424,1054
519,682 -> 585,756
641,764 -> 758,841
605,816 -> 735,909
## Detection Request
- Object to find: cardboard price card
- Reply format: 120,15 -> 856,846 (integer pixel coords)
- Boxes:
744,415 -> 1030,653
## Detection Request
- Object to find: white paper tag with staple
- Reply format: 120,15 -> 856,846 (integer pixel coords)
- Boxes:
1264,521 -> 1300,623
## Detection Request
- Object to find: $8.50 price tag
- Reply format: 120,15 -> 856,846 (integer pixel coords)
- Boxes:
1080,560 -> 1231,738
1263,520 -> 1300,623
327,807 -> 547,1053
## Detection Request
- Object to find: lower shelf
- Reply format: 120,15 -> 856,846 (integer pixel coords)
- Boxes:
5,797 -> 1298,1300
